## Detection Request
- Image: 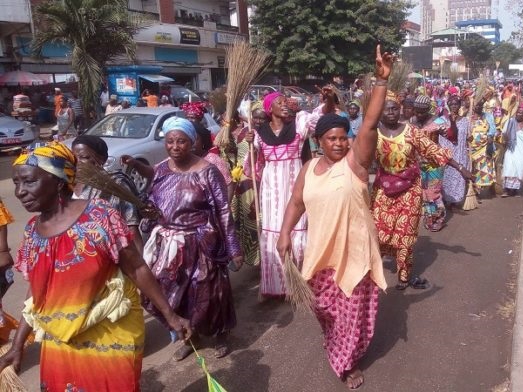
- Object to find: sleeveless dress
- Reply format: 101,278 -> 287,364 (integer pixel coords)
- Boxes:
302,157 -> 386,377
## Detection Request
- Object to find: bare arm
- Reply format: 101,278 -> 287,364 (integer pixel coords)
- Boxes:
121,155 -> 154,180
0,224 -> 13,269
276,162 -> 309,260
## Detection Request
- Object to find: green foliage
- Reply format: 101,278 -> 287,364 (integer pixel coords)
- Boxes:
248,0 -> 412,78
32,0 -> 146,115
457,34 -> 493,77
491,41 -> 523,71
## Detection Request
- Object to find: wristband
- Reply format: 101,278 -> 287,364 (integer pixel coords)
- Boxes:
375,79 -> 388,87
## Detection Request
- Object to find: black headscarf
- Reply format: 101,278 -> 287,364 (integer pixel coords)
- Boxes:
314,113 -> 349,138
257,120 -> 297,146
72,135 -> 108,161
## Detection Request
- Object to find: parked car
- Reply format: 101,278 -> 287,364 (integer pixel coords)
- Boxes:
0,113 -> 35,152
167,85 -> 202,106
67,107 -> 185,192
248,85 -> 278,101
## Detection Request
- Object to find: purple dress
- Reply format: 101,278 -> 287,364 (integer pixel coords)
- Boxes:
141,159 -> 241,336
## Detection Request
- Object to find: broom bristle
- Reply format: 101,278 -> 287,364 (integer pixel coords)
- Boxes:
76,163 -> 145,209
0,344 -> 27,392
359,73 -> 374,115
283,253 -> 315,313
462,181 -> 479,211
215,40 -> 271,148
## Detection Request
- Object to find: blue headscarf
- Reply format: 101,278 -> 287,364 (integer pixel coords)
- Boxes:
162,117 -> 197,143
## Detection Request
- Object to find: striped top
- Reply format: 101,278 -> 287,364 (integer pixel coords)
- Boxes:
68,97 -> 83,116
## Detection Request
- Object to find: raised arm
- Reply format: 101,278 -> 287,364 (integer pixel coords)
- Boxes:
349,45 -> 394,178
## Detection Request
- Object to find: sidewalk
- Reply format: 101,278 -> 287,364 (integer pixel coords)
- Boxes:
511,218 -> 523,391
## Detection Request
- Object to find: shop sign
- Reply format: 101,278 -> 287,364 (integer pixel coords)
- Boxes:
215,32 -> 240,45
154,32 -> 173,43
179,28 -> 200,45
115,77 -> 137,95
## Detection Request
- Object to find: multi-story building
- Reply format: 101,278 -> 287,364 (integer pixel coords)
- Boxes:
448,0 -> 492,25
455,19 -> 502,44
402,21 -> 422,47
0,0 -> 249,91
421,0 -> 449,41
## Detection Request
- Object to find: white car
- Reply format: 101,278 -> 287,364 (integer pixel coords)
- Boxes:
0,114 -> 34,152
73,107 -> 186,192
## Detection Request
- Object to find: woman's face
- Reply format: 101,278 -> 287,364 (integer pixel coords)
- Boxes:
72,144 -> 105,167
251,109 -> 266,129
403,104 -> 414,120
319,127 -> 349,162
13,165 -> 61,213
381,101 -> 401,125
414,106 -> 431,121
270,96 -> 289,119
165,130 -> 193,162
448,99 -> 461,115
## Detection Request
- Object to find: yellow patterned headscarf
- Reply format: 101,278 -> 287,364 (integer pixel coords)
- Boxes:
13,141 -> 77,190
386,90 -> 400,103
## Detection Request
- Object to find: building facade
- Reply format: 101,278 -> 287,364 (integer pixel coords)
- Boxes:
448,0 -> 492,25
455,19 -> 502,44
402,21 -> 422,47
0,0 -> 249,91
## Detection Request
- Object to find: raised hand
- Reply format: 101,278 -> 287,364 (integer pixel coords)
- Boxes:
375,44 -> 395,80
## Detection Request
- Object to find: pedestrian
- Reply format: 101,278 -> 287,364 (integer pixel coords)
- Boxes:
71,135 -> 144,252
277,45 -> 392,390
372,91 -> 472,290
2,141 -> 191,391
0,198 -> 16,339
100,86 -> 109,113
159,95 -> 172,107
68,91 -> 84,131
142,89 -> 158,108
55,97 -> 75,141
53,87 -> 63,118
105,94 -> 122,115
136,118 -> 243,361
501,103 -> 523,197
121,99 -> 131,109
441,95 -> 470,208
347,101 -> 362,146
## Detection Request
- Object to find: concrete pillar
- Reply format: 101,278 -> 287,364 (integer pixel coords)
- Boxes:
158,0 -> 174,24
236,0 -> 249,38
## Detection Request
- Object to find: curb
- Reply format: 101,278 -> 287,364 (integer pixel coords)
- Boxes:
510,226 -> 523,391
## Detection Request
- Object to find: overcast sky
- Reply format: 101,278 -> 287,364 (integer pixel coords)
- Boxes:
409,0 -> 518,41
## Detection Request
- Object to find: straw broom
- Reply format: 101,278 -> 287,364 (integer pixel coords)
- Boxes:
0,344 -> 27,392
463,96 -> 479,211
283,253 -> 315,314
75,163 -> 146,209
214,40 -> 271,148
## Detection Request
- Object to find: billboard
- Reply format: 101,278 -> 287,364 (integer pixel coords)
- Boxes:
401,46 -> 433,70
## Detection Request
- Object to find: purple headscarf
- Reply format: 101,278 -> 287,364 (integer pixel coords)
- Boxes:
263,92 -> 283,115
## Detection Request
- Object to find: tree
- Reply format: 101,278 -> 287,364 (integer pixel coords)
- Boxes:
248,0 -> 411,78
457,34 -> 493,77
491,41 -> 523,72
32,0 -> 145,115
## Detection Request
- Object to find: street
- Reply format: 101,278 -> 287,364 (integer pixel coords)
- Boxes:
0,172 -> 520,391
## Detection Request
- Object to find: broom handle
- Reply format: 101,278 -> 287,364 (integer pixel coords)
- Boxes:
247,111 -> 261,237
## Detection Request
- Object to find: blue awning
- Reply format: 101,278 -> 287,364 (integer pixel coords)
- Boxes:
138,74 -> 174,83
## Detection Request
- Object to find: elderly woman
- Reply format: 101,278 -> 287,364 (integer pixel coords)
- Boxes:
372,93 -> 472,290
501,104 -> 523,197
276,45 -> 391,390
71,134 -> 144,252
440,96 -> 471,208
1,141 -> 190,391
139,118 -> 243,360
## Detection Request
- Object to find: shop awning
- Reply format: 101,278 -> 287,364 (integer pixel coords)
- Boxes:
138,74 -> 174,83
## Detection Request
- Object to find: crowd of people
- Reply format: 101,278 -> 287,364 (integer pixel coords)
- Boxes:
0,45 -> 522,390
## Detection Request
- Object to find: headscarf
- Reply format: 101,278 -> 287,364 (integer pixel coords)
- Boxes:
251,100 -> 263,112
414,95 -> 432,109
403,96 -> 415,106
348,100 -> 361,109
162,117 -> 197,143
314,113 -> 350,138
448,86 -> 459,96
462,89 -> 473,99
385,90 -> 400,104
180,101 -> 206,120
13,141 -> 76,190
263,92 -> 283,115
72,135 -> 108,161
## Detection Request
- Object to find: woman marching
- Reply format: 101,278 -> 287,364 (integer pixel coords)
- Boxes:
276,45 -> 391,390
372,92 -> 473,290
501,103 -> 523,197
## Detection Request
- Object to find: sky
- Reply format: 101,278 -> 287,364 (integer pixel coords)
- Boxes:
409,0 -> 518,41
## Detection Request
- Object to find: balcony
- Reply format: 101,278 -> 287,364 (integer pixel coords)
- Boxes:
175,15 -> 238,33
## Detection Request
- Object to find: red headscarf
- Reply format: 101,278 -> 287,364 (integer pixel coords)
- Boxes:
180,101 -> 206,120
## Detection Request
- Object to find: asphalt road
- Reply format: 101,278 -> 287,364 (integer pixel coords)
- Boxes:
1,175 -> 520,392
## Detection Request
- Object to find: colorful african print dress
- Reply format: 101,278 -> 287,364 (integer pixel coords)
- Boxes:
16,199 -> 144,392
372,124 -> 451,283
470,113 -> 497,187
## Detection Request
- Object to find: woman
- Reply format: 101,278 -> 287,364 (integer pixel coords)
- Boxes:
276,45 -> 392,390
0,198 -> 15,335
1,141 -> 191,391
139,118 -> 243,360
71,134 -> 144,252
501,104 -> 523,196
411,95 -> 449,232
441,96 -> 471,208
469,96 -> 497,194
230,105 -> 266,266
247,92 -> 318,297
372,93 -> 472,290
55,97 -> 75,141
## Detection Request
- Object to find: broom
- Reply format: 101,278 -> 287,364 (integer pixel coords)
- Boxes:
214,40 -> 271,148
75,163 -> 146,209
246,104 -> 262,237
0,344 -> 27,392
463,95 -> 479,211
283,253 -> 315,314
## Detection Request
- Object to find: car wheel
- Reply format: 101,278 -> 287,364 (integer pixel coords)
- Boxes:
126,161 -> 150,193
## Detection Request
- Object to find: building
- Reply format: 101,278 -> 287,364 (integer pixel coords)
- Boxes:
448,0 -> 492,25
421,0 -> 449,41
402,21 -> 422,47
0,0 -> 249,91
455,19 -> 502,44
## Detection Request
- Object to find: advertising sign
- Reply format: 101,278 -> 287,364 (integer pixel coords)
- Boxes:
179,28 -> 200,45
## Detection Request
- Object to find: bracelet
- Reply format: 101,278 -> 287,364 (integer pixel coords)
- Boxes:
458,164 -> 463,171
374,79 -> 388,87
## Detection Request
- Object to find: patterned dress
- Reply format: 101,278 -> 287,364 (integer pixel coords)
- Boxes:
470,113 -> 497,187
141,160 -> 241,336
372,124 -> 451,283
16,199 -> 144,392
441,117 -> 470,203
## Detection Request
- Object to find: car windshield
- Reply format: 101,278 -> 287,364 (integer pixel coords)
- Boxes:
171,88 -> 201,103
86,113 -> 156,138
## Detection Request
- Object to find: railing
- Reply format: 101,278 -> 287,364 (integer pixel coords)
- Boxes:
127,10 -> 160,22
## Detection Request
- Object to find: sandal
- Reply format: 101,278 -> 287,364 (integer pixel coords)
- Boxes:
395,281 -> 409,290
409,276 -> 429,290
173,343 -> 194,361
344,369 -> 364,390
501,193 -> 510,198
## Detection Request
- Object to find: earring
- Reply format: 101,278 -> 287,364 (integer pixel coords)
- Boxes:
58,192 -> 63,206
